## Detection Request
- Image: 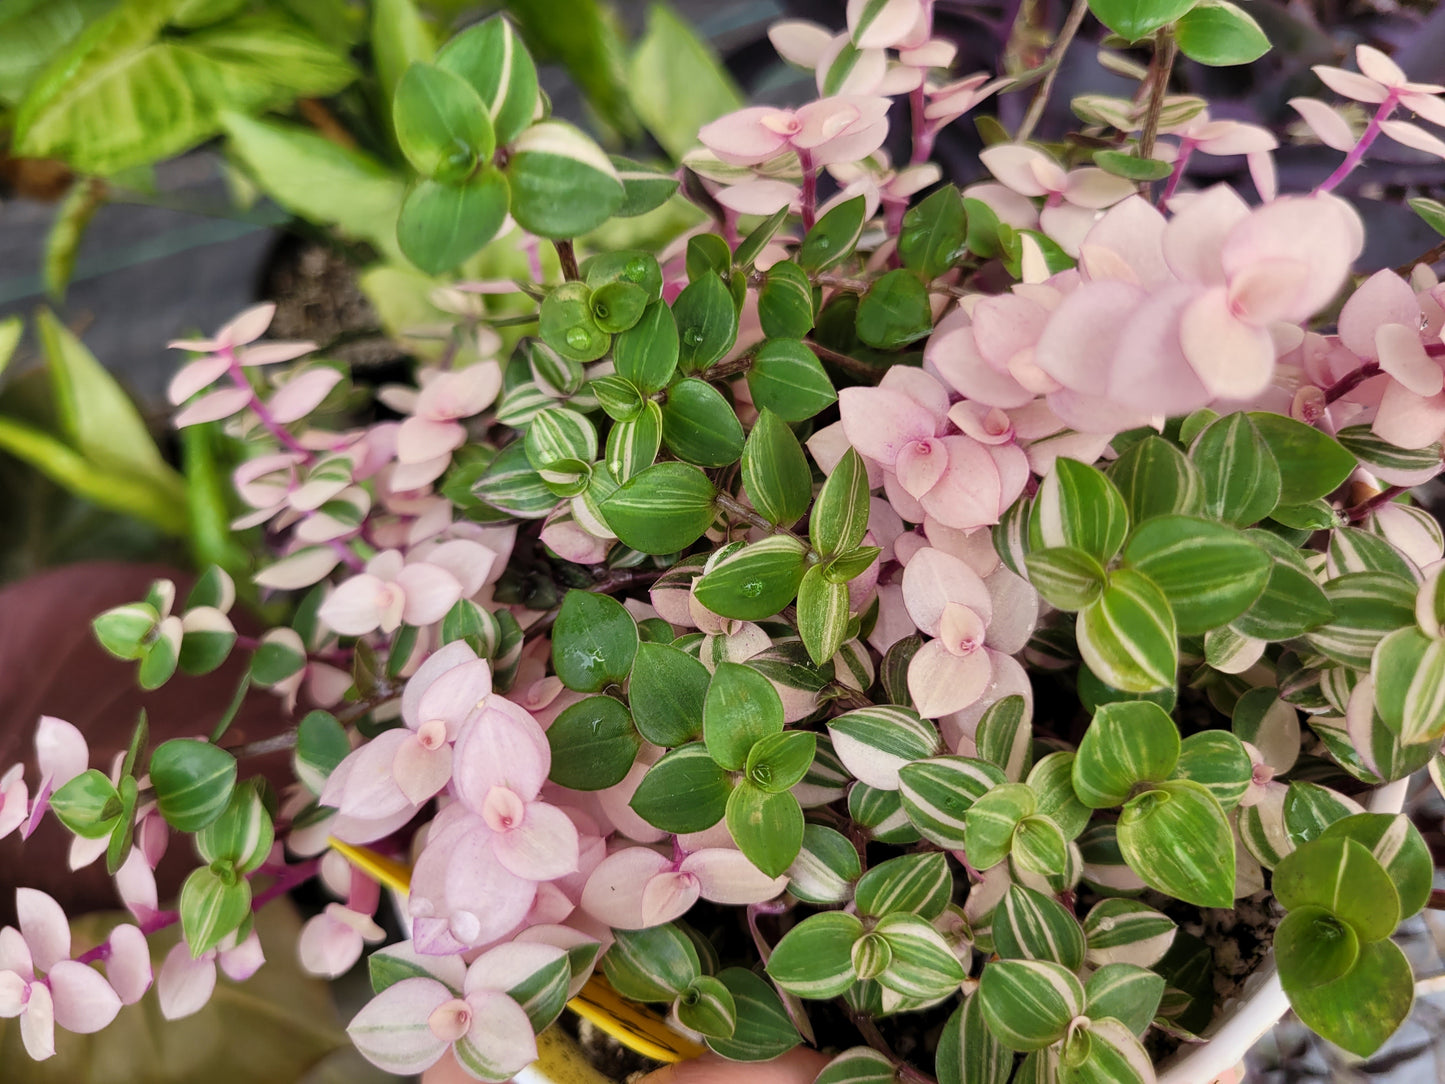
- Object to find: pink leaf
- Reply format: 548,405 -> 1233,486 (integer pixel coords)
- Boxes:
0,768 -> 28,840
1311,65 -> 1389,103
35,716 -> 88,790
167,356 -> 231,405
1377,324 -> 1443,397
398,417 -> 466,464
982,568 -> 1040,655
838,386 -> 937,468
1162,184 -> 1250,286
17,888 -> 70,972
0,924 -> 34,977
347,976 -> 453,1075
640,872 -> 703,926
218,931 -> 265,982
1221,196 -> 1358,324
0,969 -> 25,1015
216,303 -> 277,348
902,547 -> 993,638
918,436 -> 1003,530
1354,45 -> 1406,88
254,546 -> 340,590
394,739 -> 454,806
715,180 -> 799,216
682,848 -> 790,905
491,801 -> 581,881
424,539 -> 499,597
267,368 -> 343,424
454,988 -> 538,1080
401,642 -> 480,729
397,563 -> 464,627
847,0 -> 922,48
174,386 -> 252,428
156,943 -> 216,1020
939,651 -> 1033,754
980,145 -> 1055,197
453,705 -> 551,809
298,909 -> 364,979
1079,196 -> 1172,287
1180,287 -> 1278,400
1062,168 -> 1136,209
1288,97 -> 1358,152
103,924 -> 152,1004
20,980 -> 55,1060
409,815 -> 536,947
235,341 -> 316,367
970,293 -> 1051,373
1380,118 -> 1445,160
1105,284 -> 1211,416
1339,270 -> 1422,360
328,729 -> 414,821
115,848 -> 157,921
465,942 -> 569,996
47,960 -> 121,1033
768,20 -> 834,68
414,658 -> 493,735
1373,380 -> 1445,449
319,573 -> 391,636
907,639 -> 993,718
698,108 -> 791,165
925,309 -> 1035,409
581,847 -> 670,929
895,438 -> 948,499
792,96 -> 891,166
1034,280 -> 1147,395
815,36 -> 887,96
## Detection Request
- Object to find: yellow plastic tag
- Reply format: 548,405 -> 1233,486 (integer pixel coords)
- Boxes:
326,837 -> 705,1064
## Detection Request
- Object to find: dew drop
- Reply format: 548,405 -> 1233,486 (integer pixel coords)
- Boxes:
740,580 -> 764,598
683,327 -> 705,347
625,258 -> 649,282
814,237 -> 831,250
565,327 -> 592,350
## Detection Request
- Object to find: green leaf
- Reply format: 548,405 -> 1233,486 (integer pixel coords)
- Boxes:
179,863 -> 252,957
0,0 -> 115,105
1025,546 -> 1106,611
705,661 -> 785,770
1072,701 -> 1180,808
0,315 -> 21,378
1117,780 -> 1235,908
855,269 -> 933,348
1231,529 -> 1334,639
1122,515 -> 1269,634
1326,526 -> 1415,580
746,339 -> 837,422
1091,150 -> 1173,180
741,410 -> 812,527
505,120 -> 623,238
661,378 -> 745,467
605,400 -> 663,483
965,782 -> 1037,870
758,261 -> 816,340
1319,813 -> 1433,920
371,0 -> 434,110
788,824 -> 862,904
745,730 -> 816,794
854,852 -> 953,920
676,974 -> 738,1040
627,2 -> 743,158
1411,197 -> 1445,238
1175,0 -> 1270,66
1274,836 -> 1400,942
1057,1018 -> 1154,1084
472,439 -> 554,519
815,1047 -> 895,1084
898,755 -> 1005,849
610,155 -> 681,217
874,912 -> 966,1000
1076,569 -> 1178,693
294,710 -> 348,796
93,602 -> 159,660
672,272 -> 738,373
1173,731 -> 1252,811
694,536 -> 807,621
812,448 -> 870,557
1085,0 -> 1197,40
435,14 -> 539,147
629,641 -> 709,746
1276,905 -> 1360,993
629,742 -> 731,833
600,461 -> 717,554
1009,814 -> 1076,893
1249,412 -> 1354,505
899,185 -> 967,280
1305,571 -> 1415,670
613,301 -> 679,394
590,280 -> 649,334
797,564 -> 851,666
994,885 -> 1086,969
1286,938 -> 1415,1057
1190,412 -> 1281,527
603,923 -> 702,1002
1030,458 -> 1129,562
725,782 -> 803,878
50,769 -> 120,839
766,910 -> 864,998
396,170 -> 510,274
799,196 -> 867,273
44,175 -> 104,302
547,695 -> 639,790
138,616 -> 182,689
195,780 -> 273,874
552,590 -> 638,692
1082,899 -> 1176,967
392,62 -> 493,181
149,738 -> 237,832
978,959 -> 1084,1051
705,967 -> 800,1060
1372,626 -> 1445,745
1084,963 -> 1165,1035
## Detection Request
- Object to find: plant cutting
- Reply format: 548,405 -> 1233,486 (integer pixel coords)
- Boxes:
5,1 -> 1445,1082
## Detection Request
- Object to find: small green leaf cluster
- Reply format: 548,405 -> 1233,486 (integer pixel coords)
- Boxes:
1086,0 -> 1269,67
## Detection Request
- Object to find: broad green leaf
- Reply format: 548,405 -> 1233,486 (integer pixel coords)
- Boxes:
93,602 -> 159,660
1318,813 -> 1432,919
856,269 -> 933,348
589,280 -> 649,333
1076,569 -> 1178,693
627,2 -> 742,159
392,62 -> 493,181
195,780 -> 273,874
977,959 -> 1084,1051
1122,515 -> 1268,634
993,885 -> 1086,969
613,301 -> 679,393
1025,752 -> 1090,839
371,0 -> 433,109
741,410 -> 812,527
294,710 -> 347,796
505,121 -> 623,238
1172,731 -> 1251,811
854,852 -> 952,920
735,207 -> 791,271
1231,529 -> 1333,639
798,196 -> 866,273
758,261 -> 816,340
848,783 -> 922,845
661,378 -> 745,467
396,169 -> 509,275
149,738 -> 237,832
1305,571 -> 1415,670
1082,899 -> 1176,967
0,0 -> 115,105
629,742 -> 730,833
1175,0 -> 1270,66
1117,779 -> 1235,908
600,461 -> 717,553
603,923 -> 702,1002
1190,412 -> 1281,527
1025,546 -> 1106,611
1092,150 -> 1173,180
1249,412 -> 1354,504
672,273 -> 738,373
898,755 -> 1005,848
540,281 -> 609,363
899,185 -> 967,280
1085,0 -> 1196,40
936,994 -> 1011,1084
1083,963 -> 1164,1036
552,590 -> 638,692
179,863 -> 252,957
811,448 -> 870,557
873,912 -> 966,999
705,967 -> 800,1060
1286,938 -> 1414,1057
745,730 -> 815,795
1274,836 -> 1399,942
1282,781 -> 1358,848
1009,814 -> 1077,893
694,536 -> 807,621
965,782 -> 1036,870
50,769 -> 120,839
609,154 -> 681,217
435,14 -> 539,146
1276,905 -> 1360,993
629,641 -> 709,746
1030,459 -> 1129,562
1056,1018 -> 1154,1084
797,564 -> 850,666
705,662 -> 786,770
676,974 -> 737,1040
1373,626 -> 1445,744
788,824 -> 862,905
0,315 -> 21,378
766,911 -> 863,998
746,339 -> 837,422
547,695 -> 639,790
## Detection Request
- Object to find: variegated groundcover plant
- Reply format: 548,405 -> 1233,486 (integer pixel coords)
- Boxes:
6,0 -> 1445,1081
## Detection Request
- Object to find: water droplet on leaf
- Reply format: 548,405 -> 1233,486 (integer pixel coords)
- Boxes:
565,327 -> 592,350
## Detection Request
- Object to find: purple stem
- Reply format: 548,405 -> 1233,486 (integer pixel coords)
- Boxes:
798,148 -> 818,232
1318,92 -> 1400,195
1322,360 -> 1382,404
226,355 -> 314,461
1159,139 -> 1195,204
327,537 -> 366,573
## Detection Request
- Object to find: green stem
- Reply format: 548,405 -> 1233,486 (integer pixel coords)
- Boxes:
1137,30 -> 1178,163
1014,0 -> 1091,143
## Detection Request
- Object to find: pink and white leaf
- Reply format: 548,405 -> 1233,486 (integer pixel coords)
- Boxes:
1380,119 -> 1445,160
174,386 -> 253,428
47,960 -> 121,1033
453,988 -> 538,1082
453,704 -> 552,809
1373,381 -> 1445,449
640,872 -> 703,926
908,639 -> 993,718
156,943 -> 216,1020
902,547 -> 993,637
422,540 -> 498,598
1376,324 -> 1443,397
401,641 -> 480,727
769,20 -> 832,68
490,801 -> 581,881
698,108 -> 791,165
1338,269 -> 1421,359
253,546 -> 339,591
1288,97 -> 1357,152
19,979 -> 55,1060
35,716 -> 88,790
847,0 -> 922,48
0,767 -> 27,840
1311,65 -> 1389,103
215,303 -> 277,348
218,930 -> 265,982
917,437 -> 1003,530
348,976 -> 453,1075
396,563 -> 464,627
236,340 -> 316,367
267,368 -> 343,424
580,847 -> 671,928
104,924 -> 152,1004
681,848 -> 789,905
1354,45 -> 1407,88
17,889 -> 70,972
167,356 -> 232,405
1180,287 -> 1278,400
465,942 -> 568,996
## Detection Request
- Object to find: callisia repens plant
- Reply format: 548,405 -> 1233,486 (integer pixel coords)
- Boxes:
8,1 -> 1445,1081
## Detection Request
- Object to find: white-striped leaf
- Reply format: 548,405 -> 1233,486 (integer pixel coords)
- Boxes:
435,15 -> 538,146
1029,458 -> 1129,562
1305,571 -> 1415,669
1082,899 -> 1176,967
605,399 -> 662,482
705,967 -> 801,1061
1318,813 -> 1432,920
815,1047 -> 895,1084
1189,411 -> 1281,526
855,852 -> 952,920
503,946 -> 572,1032
1373,625 -> 1445,744
1117,779 -> 1235,908
525,406 -> 597,470
496,380 -> 555,428
1340,678 -> 1436,783
849,783 -> 923,844
798,564 -> 851,666
1057,1016 -> 1154,1084
1025,752 -> 1090,839
1231,529 -> 1334,639
473,441 -> 555,518
1326,526 -> 1417,582
993,497 -> 1031,577
1009,815 -> 1076,894
676,974 -> 737,1040
1122,515 -> 1269,634
993,885 -> 1086,969
766,911 -> 863,999
195,780 -> 273,874
1282,781 -> 1361,848
788,824 -> 862,905
1078,824 -> 1147,895
505,120 -> 623,238
828,706 -> 941,791
1337,424 -> 1443,487
977,959 -> 1084,1052
936,994 -> 1011,1084
1076,569 -> 1178,693
1172,730 -> 1251,812
1417,563 -> 1445,638
874,913 -> 966,1000
602,923 -> 702,1002
898,755 -> 1005,848
1014,1048 -> 1059,1084
975,694 -> 1032,781
610,155 -> 681,217
1108,434 -> 1205,522
1073,701 -> 1180,808
1084,962 -> 1165,1036
851,933 -> 892,981
794,733 -> 850,805
965,782 -> 1036,869
1025,546 -> 1106,611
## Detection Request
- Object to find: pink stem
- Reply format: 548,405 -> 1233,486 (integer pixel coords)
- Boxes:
226,355 -> 315,461
1159,139 -> 1194,204
327,537 -> 366,573
1318,91 -> 1399,194
798,148 -> 818,231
